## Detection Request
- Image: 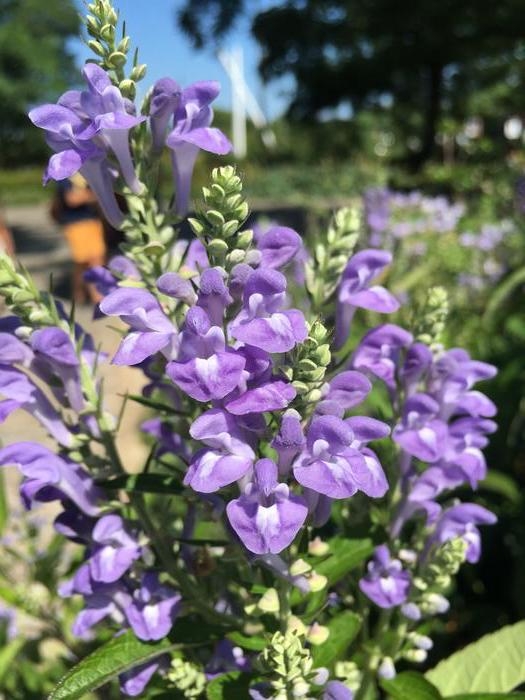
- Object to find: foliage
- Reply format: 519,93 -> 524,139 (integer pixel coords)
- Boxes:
0,0 -> 79,166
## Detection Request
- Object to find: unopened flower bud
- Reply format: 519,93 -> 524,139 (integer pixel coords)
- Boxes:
258,588 -> 279,613
308,537 -> 329,557
378,657 -> 396,680
409,633 -> 433,651
244,249 -> 261,266
398,548 -> 418,564
205,209 -> 226,227
118,79 -> 135,99
221,220 -> 240,238
116,36 -> 130,53
403,649 -> 427,663
99,23 -> 114,41
308,573 -> 327,592
88,39 -> 105,56
287,616 -> 306,636
130,63 -> 147,81
290,559 -> 312,576
306,622 -> 329,645
207,238 -> 229,258
401,602 -> 421,621
107,51 -> 127,68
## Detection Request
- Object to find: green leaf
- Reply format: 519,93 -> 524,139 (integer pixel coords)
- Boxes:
0,637 -> 25,684
226,631 -> 267,651
480,470 -> 521,504
311,611 -> 361,668
206,671 -> 254,699
291,537 -> 373,607
447,695 -> 525,699
97,473 -> 184,495
316,538 -> 374,585
49,620 -> 224,699
381,671 -> 442,700
425,621 -> 525,695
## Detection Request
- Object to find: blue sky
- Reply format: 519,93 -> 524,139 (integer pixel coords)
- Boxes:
71,0 -> 292,120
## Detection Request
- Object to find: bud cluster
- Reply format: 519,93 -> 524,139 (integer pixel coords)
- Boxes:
307,205 -> 360,308
0,253 -> 57,326
188,166 -> 252,267
167,657 -> 206,698
284,320 -> 331,411
414,285 -> 449,350
85,0 -> 146,98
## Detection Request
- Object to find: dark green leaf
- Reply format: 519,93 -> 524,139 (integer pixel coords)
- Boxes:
226,631 -> 267,651
448,695 -> 525,699
381,671 -> 442,700
480,471 -> 521,504
127,393 -> 186,414
311,611 -> 361,668
315,538 -> 374,585
0,638 -> 25,684
426,621 -> 525,695
96,473 -> 184,495
49,619 -> 224,699
206,671 -> 254,699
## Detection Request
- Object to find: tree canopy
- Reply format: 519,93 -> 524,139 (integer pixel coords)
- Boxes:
178,0 -> 525,166
0,0 -> 79,166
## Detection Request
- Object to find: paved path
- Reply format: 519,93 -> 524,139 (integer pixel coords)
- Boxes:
1,205 -> 150,515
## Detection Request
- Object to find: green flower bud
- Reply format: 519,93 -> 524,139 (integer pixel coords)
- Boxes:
116,36 -> 130,53
207,238 -> 229,257
289,558 -> 312,576
107,51 -> 127,68
130,63 -> 147,81
237,229 -> 253,248
99,23 -> 114,41
205,209 -> 226,227
258,588 -> 280,613
188,217 -> 205,237
119,79 -> 136,99
88,39 -> 106,57
221,219 -> 240,238
226,249 -> 245,265
308,537 -> 329,556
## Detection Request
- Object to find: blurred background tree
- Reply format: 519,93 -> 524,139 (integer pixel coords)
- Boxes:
178,0 -> 525,169
0,0 -> 79,166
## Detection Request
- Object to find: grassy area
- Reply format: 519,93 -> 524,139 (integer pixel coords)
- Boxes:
0,167 -> 49,206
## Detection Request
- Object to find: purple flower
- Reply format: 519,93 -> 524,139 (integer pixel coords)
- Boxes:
165,81 -> 232,214
88,514 -> 142,583
399,343 -> 433,395
432,503 -> 496,563
157,271 -> 197,305
323,681 -> 354,700
205,640 -> 250,679
352,324 -> 413,390
335,249 -> 399,348
0,364 -> 73,446
0,442 -> 101,516
149,77 -> 182,151
315,370 -> 372,417
197,267 -> 233,325
31,327 -> 84,411
359,545 -> 411,608
393,393 -> 448,463
256,226 -> 304,270
120,661 -> 162,697
167,307 -> 245,402
224,379 -> 296,415
293,415 -> 388,499
230,269 -> 307,353
71,580 -> 131,638
226,458 -> 308,553
99,287 -> 178,365
185,409 -> 255,492
271,409 -> 305,474
125,573 -> 181,641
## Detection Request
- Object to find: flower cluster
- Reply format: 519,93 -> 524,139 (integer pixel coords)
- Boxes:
0,4 -> 501,697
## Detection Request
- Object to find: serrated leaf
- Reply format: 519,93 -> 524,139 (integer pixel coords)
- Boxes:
311,611 -> 361,668
97,473 -> 184,495
226,631 -> 267,651
381,671 -> 442,700
49,619 -> 224,699
206,671 -> 254,699
425,621 -> 525,695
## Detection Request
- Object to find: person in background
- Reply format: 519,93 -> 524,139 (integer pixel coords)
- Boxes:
0,215 -> 14,257
55,174 -> 106,304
